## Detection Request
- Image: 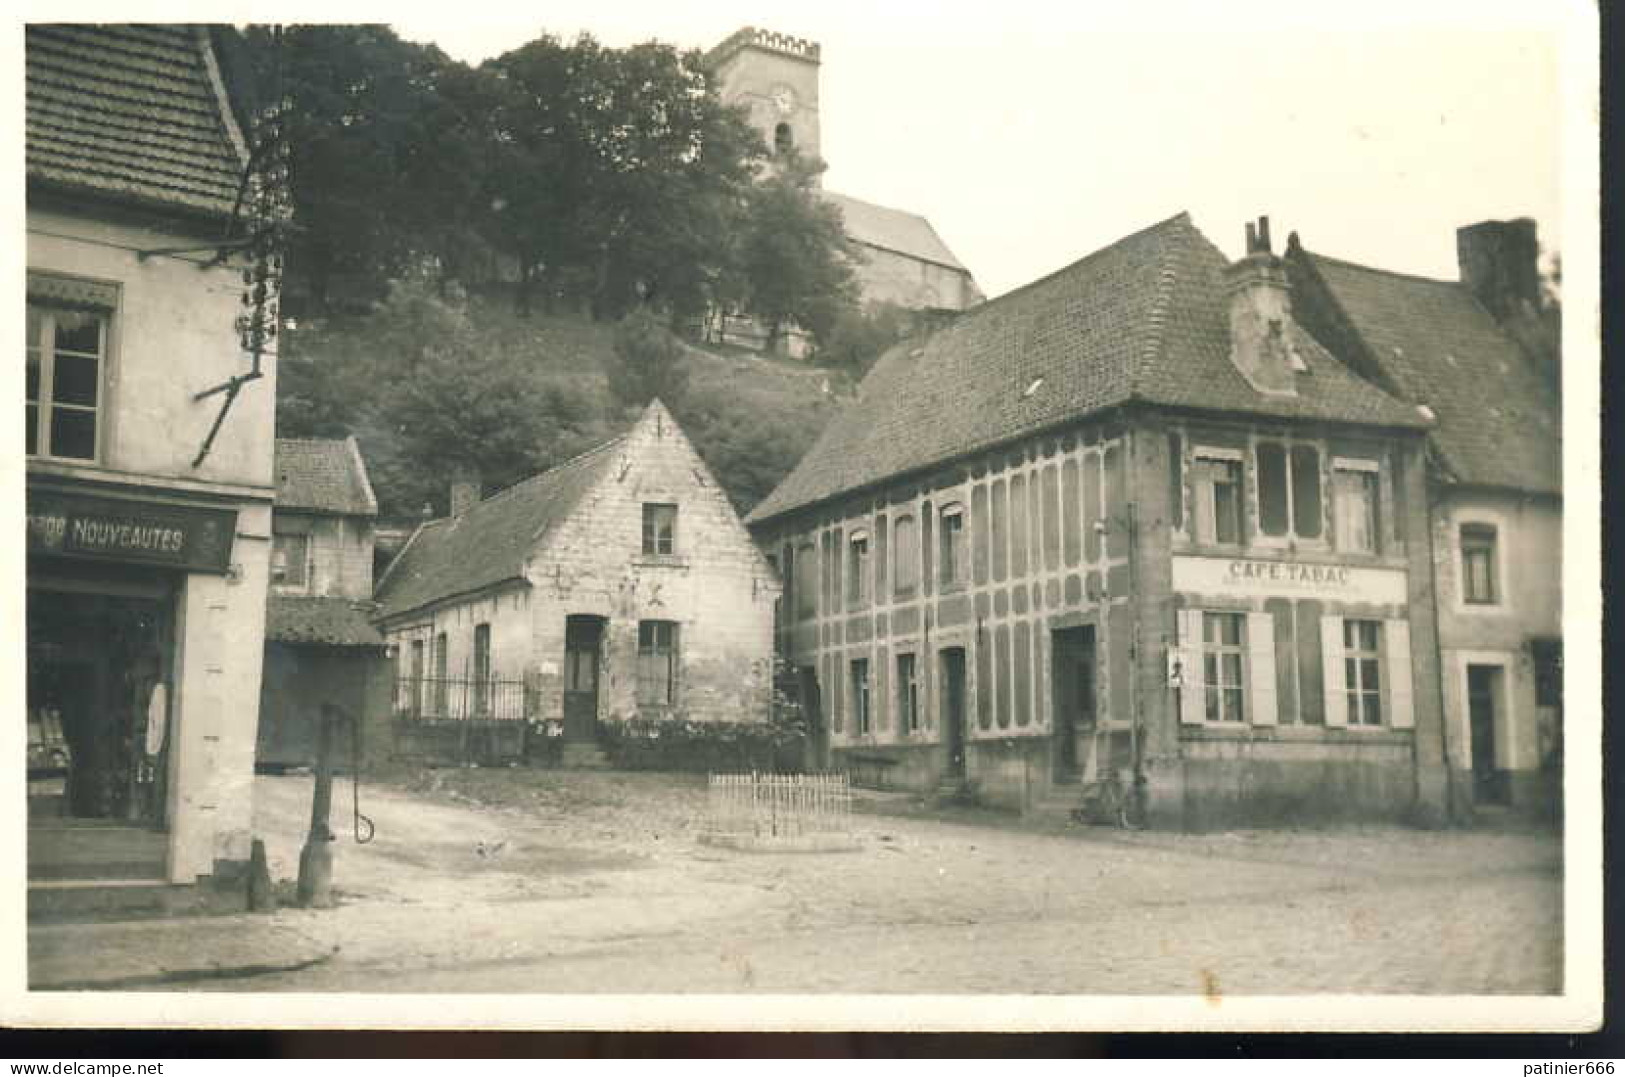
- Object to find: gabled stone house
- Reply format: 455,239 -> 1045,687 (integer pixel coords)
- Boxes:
373,401 -> 779,764
748,212 -> 1452,829
258,437 -> 389,769
1285,221 -> 1563,820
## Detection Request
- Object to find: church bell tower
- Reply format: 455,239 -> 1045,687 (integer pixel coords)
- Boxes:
705,27 -> 823,179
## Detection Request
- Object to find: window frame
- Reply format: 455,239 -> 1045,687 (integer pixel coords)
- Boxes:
892,514 -> 918,598
472,622 -> 493,714
938,502 -> 966,589
896,652 -> 920,735
27,301 -> 110,463
1255,439 -> 1325,545
1191,447 -> 1245,547
847,529 -> 871,607
636,619 -> 681,709
270,532 -> 310,589
794,541 -> 818,620
1460,522 -> 1500,606
1200,612 -> 1247,724
641,502 -> 678,556
1342,619 -> 1384,727
1331,456 -> 1382,554
851,657 -> 872,735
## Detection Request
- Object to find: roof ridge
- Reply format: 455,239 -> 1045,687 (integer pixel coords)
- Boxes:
968,210 -> 1192,311
465,435 -> 626,513
1303,249 -> 1464,288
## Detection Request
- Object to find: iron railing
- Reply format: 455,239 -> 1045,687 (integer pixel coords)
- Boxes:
394,675 -> 529,723
707,772 -> 851,843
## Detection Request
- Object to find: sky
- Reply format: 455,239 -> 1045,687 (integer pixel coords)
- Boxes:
388,0 -> 1574,301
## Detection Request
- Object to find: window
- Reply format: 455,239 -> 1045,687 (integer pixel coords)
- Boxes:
432,632 -> 449,716
1192,451 -> 1244,545
1343,620 -> 1383,726
896,653 -> 920,734
1461,523 -> 1499,604
939,503 -> 966,587
641,503 -> 677,555
851,658 -> 871,735
774,122 -> 793,156
408,639 -> 425,717
1257,441 -> 1323,540
473,623 -> 492,714
1201,613 -> 1246,723
637,620 -> 680,707
893,515 -> 918,597
1332,458 -> 1381,553
271,533 -> 309,588
27,303 -> 106,461
794,542 -> 818,619
848,531 -> 870,606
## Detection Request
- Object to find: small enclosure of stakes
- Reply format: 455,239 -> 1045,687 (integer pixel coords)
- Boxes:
703,772 -> 857,851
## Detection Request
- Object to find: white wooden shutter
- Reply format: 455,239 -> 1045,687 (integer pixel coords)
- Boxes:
1384,618 -> 1415,729
1178,609 -> 1205,726
1246,611 -> 1278,726
1321,614 -> 1348,728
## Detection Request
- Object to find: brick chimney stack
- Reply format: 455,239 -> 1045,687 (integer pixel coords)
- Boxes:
1223,215 -> 1299,397
1457,218 -> 1542,322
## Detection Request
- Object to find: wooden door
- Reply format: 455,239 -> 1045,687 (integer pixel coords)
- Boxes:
563,616 -> 605,742
1468,665 -> 1508,805
1051,625 -> 1096,782
941,648 -> 967,778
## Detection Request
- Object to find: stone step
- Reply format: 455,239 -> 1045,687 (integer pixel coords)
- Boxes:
560,743 -> 611,769
27,878 -> 238,924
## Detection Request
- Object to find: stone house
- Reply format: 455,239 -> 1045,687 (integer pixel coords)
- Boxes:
25,25 -> 274,894
747,212 -> 1452,829
373,401 -> 779,764
1285,221 -> 1563,820
258,437 -> 390,769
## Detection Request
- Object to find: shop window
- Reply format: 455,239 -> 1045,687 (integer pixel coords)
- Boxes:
1192,450 -> 1244,545
473,623 -> 492,714
271,533 -> 309,588
896,653 -> 920,734
794,542 -> 818,619
1257,441 -> 1323,540
27,303 -> 106,462
1201,612 -> 1246,723
641,503 -> 677,555
939,503 -> 966,588
1332,458 -> 1381,553
851,658 -> 871,735
847,531 -> 870,607
893,514 -> 918,597
1343,619 -> 1383,726
637,620 -> 680,708
1461,523 -> 1499,604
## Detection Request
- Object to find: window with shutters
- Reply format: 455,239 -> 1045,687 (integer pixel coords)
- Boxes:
27,302 -> 109,462
1192,450 -> 1244,546
1460,523 -> 1499,605
851,658 -> 872,735
1201,613 -> 1247,723
1332,458 -> 1381,553
847,530 -> 870,607
637,620 -> 680,708
896,652 -> 920,734
893,514 -> 918,597
641,503 -> 677,555
1257,440 -> 1323,542
939,503 -> 966,589
1343,619 -> 1383,726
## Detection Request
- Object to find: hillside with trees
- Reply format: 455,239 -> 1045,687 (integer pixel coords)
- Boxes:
246,24 -> 891,515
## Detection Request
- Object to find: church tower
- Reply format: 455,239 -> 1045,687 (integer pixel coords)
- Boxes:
705,27 -> 822,179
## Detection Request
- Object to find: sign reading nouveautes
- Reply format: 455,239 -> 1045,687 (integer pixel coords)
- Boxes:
27,491 -> 236,573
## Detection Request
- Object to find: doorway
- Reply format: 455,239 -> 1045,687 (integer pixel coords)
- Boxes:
940,647 -> 968,778
563,615 -> 606,742
796,666 -> 826,770
1467,664 -> 1510,806
1051,625 -> 1097,782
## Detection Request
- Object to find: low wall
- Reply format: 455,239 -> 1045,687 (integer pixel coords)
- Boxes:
1177,733 -> 1416,830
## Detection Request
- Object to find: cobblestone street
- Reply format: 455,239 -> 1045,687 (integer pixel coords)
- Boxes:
29,770 -> 1559,997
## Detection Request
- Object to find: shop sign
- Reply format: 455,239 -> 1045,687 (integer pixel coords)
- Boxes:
1171,554 -> 1406,605
27,491 -> 236,573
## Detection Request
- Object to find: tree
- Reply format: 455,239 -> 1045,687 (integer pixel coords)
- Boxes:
734,154 -> 860,351
606,308 -> 690,408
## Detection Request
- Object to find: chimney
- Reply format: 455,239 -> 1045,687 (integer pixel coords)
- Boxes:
1457,218 -> 1541,321
1223,215 -> 1299,396
449,476 -> 480,517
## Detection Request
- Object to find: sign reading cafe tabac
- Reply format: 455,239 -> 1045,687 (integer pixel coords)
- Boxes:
1171,554 -> 1407,605
26,491 -> 236,574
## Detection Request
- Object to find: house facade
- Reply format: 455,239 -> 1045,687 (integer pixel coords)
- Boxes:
258,437 -> 390,769
373,401 -> 779,763
25,25 -> 274,889
1286,220 -> 1563,820
748,213 -> 1453,829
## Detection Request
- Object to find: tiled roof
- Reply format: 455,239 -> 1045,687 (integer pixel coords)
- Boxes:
26,24 -> 248,220
265,596 -> 385,648
822,190 -> 970,273
373,439 -> 624,621
274,438 -> 378,517
1298,252 -> 1561,496
748,213 -> 1424,524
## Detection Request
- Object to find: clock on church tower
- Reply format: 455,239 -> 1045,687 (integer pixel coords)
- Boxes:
704,26 -> 823,170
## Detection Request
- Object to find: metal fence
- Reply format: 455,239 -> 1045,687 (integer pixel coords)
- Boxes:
394,676 -> 529,723
707,772 -> 851,843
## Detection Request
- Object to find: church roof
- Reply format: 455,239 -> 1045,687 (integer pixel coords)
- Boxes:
373,437 -> 624,621
821,190 -> 970,274
26,24 -> 249,221
1291,249 -> 1561,496
747,212 -> 1424,526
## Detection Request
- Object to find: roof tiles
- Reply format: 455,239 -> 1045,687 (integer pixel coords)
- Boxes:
265,596 -> 385,648
274,438 -> 378,517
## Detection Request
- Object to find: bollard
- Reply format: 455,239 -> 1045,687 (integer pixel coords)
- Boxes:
296,704 -> 338,908
248,838 -> 277,912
